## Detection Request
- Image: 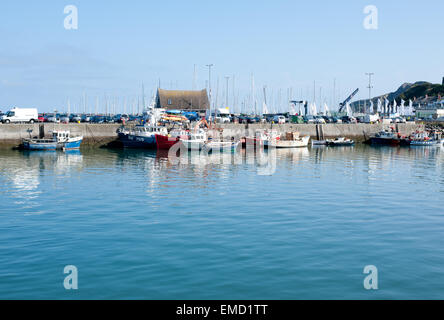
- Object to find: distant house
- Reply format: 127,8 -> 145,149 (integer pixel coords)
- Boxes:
155,89 -> 209,112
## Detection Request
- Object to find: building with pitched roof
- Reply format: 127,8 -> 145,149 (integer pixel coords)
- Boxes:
155,89 -> 209,112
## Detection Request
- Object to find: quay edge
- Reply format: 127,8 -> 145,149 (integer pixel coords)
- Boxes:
0,122 -> 425,149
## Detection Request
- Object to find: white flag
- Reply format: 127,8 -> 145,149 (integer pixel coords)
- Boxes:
369,100 -> 374,114
262,102 -> 269,115
312,102 -> 318,115
377,99 -> 382,113
324,103 -> 330,115
400,99 -> 405,116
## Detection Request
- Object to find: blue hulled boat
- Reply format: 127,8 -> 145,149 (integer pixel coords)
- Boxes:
118,125 -> 168,148
23,131 -> 83,151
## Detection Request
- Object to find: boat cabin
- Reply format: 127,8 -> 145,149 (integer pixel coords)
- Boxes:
132,126 -> 168,136
52,131 -> 71,142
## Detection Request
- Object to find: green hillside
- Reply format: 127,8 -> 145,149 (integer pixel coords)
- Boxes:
397,82 -> 444,101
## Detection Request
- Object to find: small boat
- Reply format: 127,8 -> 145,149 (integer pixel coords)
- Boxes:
202,141 -> 240,153
180,129 -> 207,151
118,125 -> 168,149
326,137 -> 355,146
23,131 -> 83,151
266,132 -> 310,148
311,140 -> 327,146
410,131 -> 443,146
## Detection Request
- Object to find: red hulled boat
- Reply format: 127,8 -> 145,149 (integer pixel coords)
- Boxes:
155,130 -> 189,150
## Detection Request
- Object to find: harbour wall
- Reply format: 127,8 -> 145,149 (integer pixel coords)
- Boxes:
0,123 -> 122,148
218,123 -> 425,141
0,122 -> 425,148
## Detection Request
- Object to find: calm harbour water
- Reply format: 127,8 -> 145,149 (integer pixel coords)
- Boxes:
0,145 -> 443,300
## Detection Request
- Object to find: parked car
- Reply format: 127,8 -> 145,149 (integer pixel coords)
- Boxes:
356,116 -> 365,123
272,115 -> 286,124
341,116 -> 357,124
238,115 -> 248,124
69,114 -> 82,123
331,117 -> 342,124
46,113 -> 60,123
321,116 -> 332,123
81,114 -> 91,123
314,116 -> 326,124
60,114 -> 70,124
303,115 -> 315,124
105,116 -> 115,123
91,115 -> 105,123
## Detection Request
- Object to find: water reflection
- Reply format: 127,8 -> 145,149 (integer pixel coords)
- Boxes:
0,150 -> 84,211
0,145 -> 442,205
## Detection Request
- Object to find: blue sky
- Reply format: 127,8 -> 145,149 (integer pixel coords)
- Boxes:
0,0 -> 443,113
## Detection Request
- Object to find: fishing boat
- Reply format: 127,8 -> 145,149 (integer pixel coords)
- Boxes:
118,125 -> 168,148
369,129 -> 409,146
266,132 -> 310,148
23,131 -> 83,151
326,137 -> 355,146
245,130 -> 278,149
155,129 -> 189,150
202,141 -> 240,153
410,131 -> 443,146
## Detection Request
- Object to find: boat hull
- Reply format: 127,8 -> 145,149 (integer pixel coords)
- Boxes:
370,137 -> 410,146
326,140 -> 355,146
119,133 -> 156,149
267,136 -> 310,148
155,134 -> 180,150
23,141 -> 57,150
23,137 -> 83,151
410,140 -> 442,146
63,137 -> 83,150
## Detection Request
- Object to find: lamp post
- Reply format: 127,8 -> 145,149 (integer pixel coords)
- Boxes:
206,64 -> 214,116
366,73 -> 374,113
225,76 -> 230,108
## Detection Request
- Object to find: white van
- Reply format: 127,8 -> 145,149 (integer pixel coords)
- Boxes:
1,108 -> 38,124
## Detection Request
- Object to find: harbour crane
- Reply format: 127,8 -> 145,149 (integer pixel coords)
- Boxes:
338,88 -> 359,113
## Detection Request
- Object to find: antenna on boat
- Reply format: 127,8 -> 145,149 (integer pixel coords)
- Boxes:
142,82 -> 146,112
